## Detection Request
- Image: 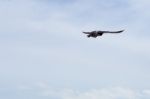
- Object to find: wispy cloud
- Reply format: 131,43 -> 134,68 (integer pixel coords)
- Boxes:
8,85 -> 150,99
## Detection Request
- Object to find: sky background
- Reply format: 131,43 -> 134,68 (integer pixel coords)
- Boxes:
0,0 -> 150,99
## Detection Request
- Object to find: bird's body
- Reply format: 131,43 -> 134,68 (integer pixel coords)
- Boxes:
83,30 -> 124,38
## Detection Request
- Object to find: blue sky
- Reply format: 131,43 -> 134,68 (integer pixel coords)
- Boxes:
0,0 -> 150,99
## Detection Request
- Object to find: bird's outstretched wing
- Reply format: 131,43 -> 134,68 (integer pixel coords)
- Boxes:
82,32 -> 91,34
103,30 -> 124,33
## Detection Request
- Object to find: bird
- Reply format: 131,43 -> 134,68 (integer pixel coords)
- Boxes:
83,30 -> 124,38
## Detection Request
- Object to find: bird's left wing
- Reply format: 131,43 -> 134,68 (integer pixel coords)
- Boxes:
82,32 -> 91,34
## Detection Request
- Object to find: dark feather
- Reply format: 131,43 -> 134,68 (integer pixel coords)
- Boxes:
103,30 -> 124,33
83,32 -> 91,34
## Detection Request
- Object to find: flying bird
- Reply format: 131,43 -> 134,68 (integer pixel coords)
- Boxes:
83,30 -> 124,38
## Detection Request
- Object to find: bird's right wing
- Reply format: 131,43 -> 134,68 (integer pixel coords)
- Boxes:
103,30 -> 124,33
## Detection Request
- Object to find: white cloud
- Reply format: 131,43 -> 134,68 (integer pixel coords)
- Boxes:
142,90 -> 150,95
59,87 -> 138,99
15,86 -> 150,99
